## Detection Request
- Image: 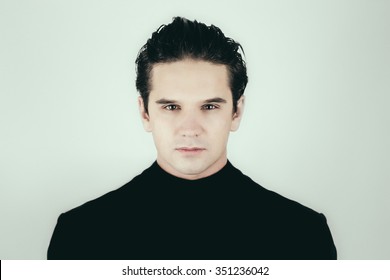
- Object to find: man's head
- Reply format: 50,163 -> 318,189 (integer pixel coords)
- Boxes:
136,16 -> 248,113
135,17 -> 248,180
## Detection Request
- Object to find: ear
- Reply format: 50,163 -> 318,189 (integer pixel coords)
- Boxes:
138,96 -> 152,132
230,95 -> 245,132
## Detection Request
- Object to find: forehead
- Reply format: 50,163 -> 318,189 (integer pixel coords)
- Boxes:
150,59 -> 231,101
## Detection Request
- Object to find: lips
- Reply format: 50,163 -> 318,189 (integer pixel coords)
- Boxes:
176,147 -> 206,154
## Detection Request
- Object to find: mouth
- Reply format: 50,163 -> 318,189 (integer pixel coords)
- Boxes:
176,147 -> 206,155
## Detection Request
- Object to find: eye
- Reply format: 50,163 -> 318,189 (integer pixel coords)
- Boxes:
201,104 -> 218,110
163,104 -> 180,111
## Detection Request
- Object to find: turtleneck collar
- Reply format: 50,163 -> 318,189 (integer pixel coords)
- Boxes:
144,160 -> 240,189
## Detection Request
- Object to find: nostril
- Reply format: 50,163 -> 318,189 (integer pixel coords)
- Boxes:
181,133 -> 199,137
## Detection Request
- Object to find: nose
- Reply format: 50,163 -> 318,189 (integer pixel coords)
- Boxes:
178,110 -> 203,138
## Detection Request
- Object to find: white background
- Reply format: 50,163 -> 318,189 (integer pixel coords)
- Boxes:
0,0 -> 389,259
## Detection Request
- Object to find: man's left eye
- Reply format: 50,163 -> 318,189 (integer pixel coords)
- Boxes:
202,104 -> 218,110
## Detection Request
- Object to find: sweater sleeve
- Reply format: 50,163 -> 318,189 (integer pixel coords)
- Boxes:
47,213 -> 76,260
316,213 -> 337,260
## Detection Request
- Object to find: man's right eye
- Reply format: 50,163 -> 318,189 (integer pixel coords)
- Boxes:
163,104 -> 180,111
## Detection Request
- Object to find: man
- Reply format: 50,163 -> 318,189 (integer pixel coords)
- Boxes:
48,17 -> 337,260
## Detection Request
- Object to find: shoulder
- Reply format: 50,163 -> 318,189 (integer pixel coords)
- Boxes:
58,165 -> 155,224
232,164 -> 320,216
47,167 -> 151,259
232,165 -> 337,259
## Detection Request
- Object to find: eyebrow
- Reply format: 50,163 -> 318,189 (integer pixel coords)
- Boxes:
155,97 -> 227,104
204,97 -> 227,104
155,98 -> 177,104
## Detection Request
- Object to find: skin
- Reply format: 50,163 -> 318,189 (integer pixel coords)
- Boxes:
138,59 -> 244,180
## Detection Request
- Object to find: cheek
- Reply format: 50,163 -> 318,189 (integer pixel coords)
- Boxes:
150,111 -> 177,130
150,119 -> 173,143
206,113 -> 233,131
206,118 -> 232,147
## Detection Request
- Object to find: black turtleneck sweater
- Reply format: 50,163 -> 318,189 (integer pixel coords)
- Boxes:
47,161 -> 337,260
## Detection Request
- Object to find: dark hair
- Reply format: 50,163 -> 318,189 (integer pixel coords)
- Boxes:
135,16 -> 248,113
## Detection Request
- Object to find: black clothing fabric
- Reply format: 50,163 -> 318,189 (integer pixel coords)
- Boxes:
48,161 -> 337,260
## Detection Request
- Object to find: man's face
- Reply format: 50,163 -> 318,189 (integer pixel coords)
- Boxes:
138,59 -> 244,180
